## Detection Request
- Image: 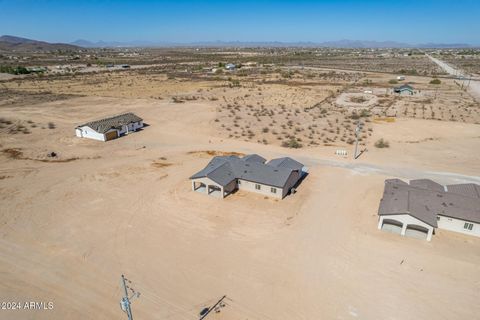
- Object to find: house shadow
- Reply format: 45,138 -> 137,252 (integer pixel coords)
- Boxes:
355,148 -> 368,159
289,172 -> 309,196
135,123 -> 150,131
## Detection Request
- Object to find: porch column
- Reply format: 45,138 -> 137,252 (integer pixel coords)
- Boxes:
191,181 -> 195,191
206,185 -> 211,195
426,228 -> 433,241
377,216 -> 384,229
221,186 -> 225,198
401,224 -> 407,236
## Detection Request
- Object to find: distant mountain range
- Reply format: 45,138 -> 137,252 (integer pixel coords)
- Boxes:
71,39 -> 475,49
0,35 -> 475,51
0,35 -> 79,52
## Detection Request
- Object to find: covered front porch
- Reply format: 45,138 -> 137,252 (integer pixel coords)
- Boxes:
191,179 -> 229,198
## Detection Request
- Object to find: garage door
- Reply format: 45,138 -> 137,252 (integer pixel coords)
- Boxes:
405,225 -> 429,240
381,219 -> 402,234
105,130 -> 118,141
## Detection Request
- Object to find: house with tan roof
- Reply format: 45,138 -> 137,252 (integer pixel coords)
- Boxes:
378,179 -> 480,241
75,112 -> 143,141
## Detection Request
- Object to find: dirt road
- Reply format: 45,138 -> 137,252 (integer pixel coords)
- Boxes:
427,54 -> 480,100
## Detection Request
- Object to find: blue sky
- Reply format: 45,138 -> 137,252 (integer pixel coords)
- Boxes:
1,0 -> 479,44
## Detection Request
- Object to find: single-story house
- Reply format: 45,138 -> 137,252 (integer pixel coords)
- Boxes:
190,154 -> 307,199
394,84 -> 414,95
75,112 -> 143,141
378,179 -> 480,241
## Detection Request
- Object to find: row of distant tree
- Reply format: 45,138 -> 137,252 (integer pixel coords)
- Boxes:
0,65 -> 32,75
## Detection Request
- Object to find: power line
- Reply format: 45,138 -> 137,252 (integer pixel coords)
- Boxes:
140,295 -> 192,320
225,297 -> 278,320
354,120 -> 363,159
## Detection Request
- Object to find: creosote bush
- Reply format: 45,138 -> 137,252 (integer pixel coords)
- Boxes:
374,138 -> 390,148
281,137 -> 303,149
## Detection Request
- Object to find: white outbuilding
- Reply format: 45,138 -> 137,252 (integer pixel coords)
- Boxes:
75,113 -> 143,141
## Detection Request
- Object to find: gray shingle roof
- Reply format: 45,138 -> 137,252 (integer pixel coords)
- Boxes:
410,179 -> 445,192
446,183 -> 480,199
267,157 -> 304,171
190,155 -> 304,188
243,154 -> 266,164
379,179 -> 480,226
77,113 -> 143,134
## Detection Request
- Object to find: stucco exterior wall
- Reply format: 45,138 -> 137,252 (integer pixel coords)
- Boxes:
75,126 -> 107,141
76,121 -> 143,141
191,169 -> 302,200
237,179 -> 283,199
437,215 -> 480,237
118,121 -> 143,135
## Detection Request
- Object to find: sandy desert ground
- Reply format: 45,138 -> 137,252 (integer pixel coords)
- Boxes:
1,63 -> 480,320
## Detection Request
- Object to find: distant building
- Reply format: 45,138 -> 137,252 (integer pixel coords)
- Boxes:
190,154 -> 307,199
75,113 -> 143,141
397,75 -> 405,81
225,63 -> 236,70
394,84 -> 414,95
378,179 -> 480,241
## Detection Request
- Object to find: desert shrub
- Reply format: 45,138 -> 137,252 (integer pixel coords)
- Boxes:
48,122 -> 56,129
360,109 -> 371,117
374,138 -> 390,148
430,78 -> 441,85
281,137 -> 303,149
172,97 -> 184,103
388,79 -> 398,84
400,69 -> 417,75
350,96 -> 367,103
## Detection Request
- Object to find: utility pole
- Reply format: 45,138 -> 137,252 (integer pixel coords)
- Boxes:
354,121 -> 362,159
120,275 -> 139,320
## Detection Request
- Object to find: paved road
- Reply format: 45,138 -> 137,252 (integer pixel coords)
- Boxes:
426,54 -> 480,101
262,150 -> 480,185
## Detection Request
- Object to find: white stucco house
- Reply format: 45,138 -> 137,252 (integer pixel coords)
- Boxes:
378,179 -> 480,241
190,154 -> 307,199
75,112 -> 143,141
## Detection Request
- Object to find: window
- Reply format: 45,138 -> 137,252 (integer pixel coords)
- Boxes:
271,187 -> 277,194
464,222 -> 474,231
255,184 -> 261,190
237,180 -> 241,185
437,216 -> 441,221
